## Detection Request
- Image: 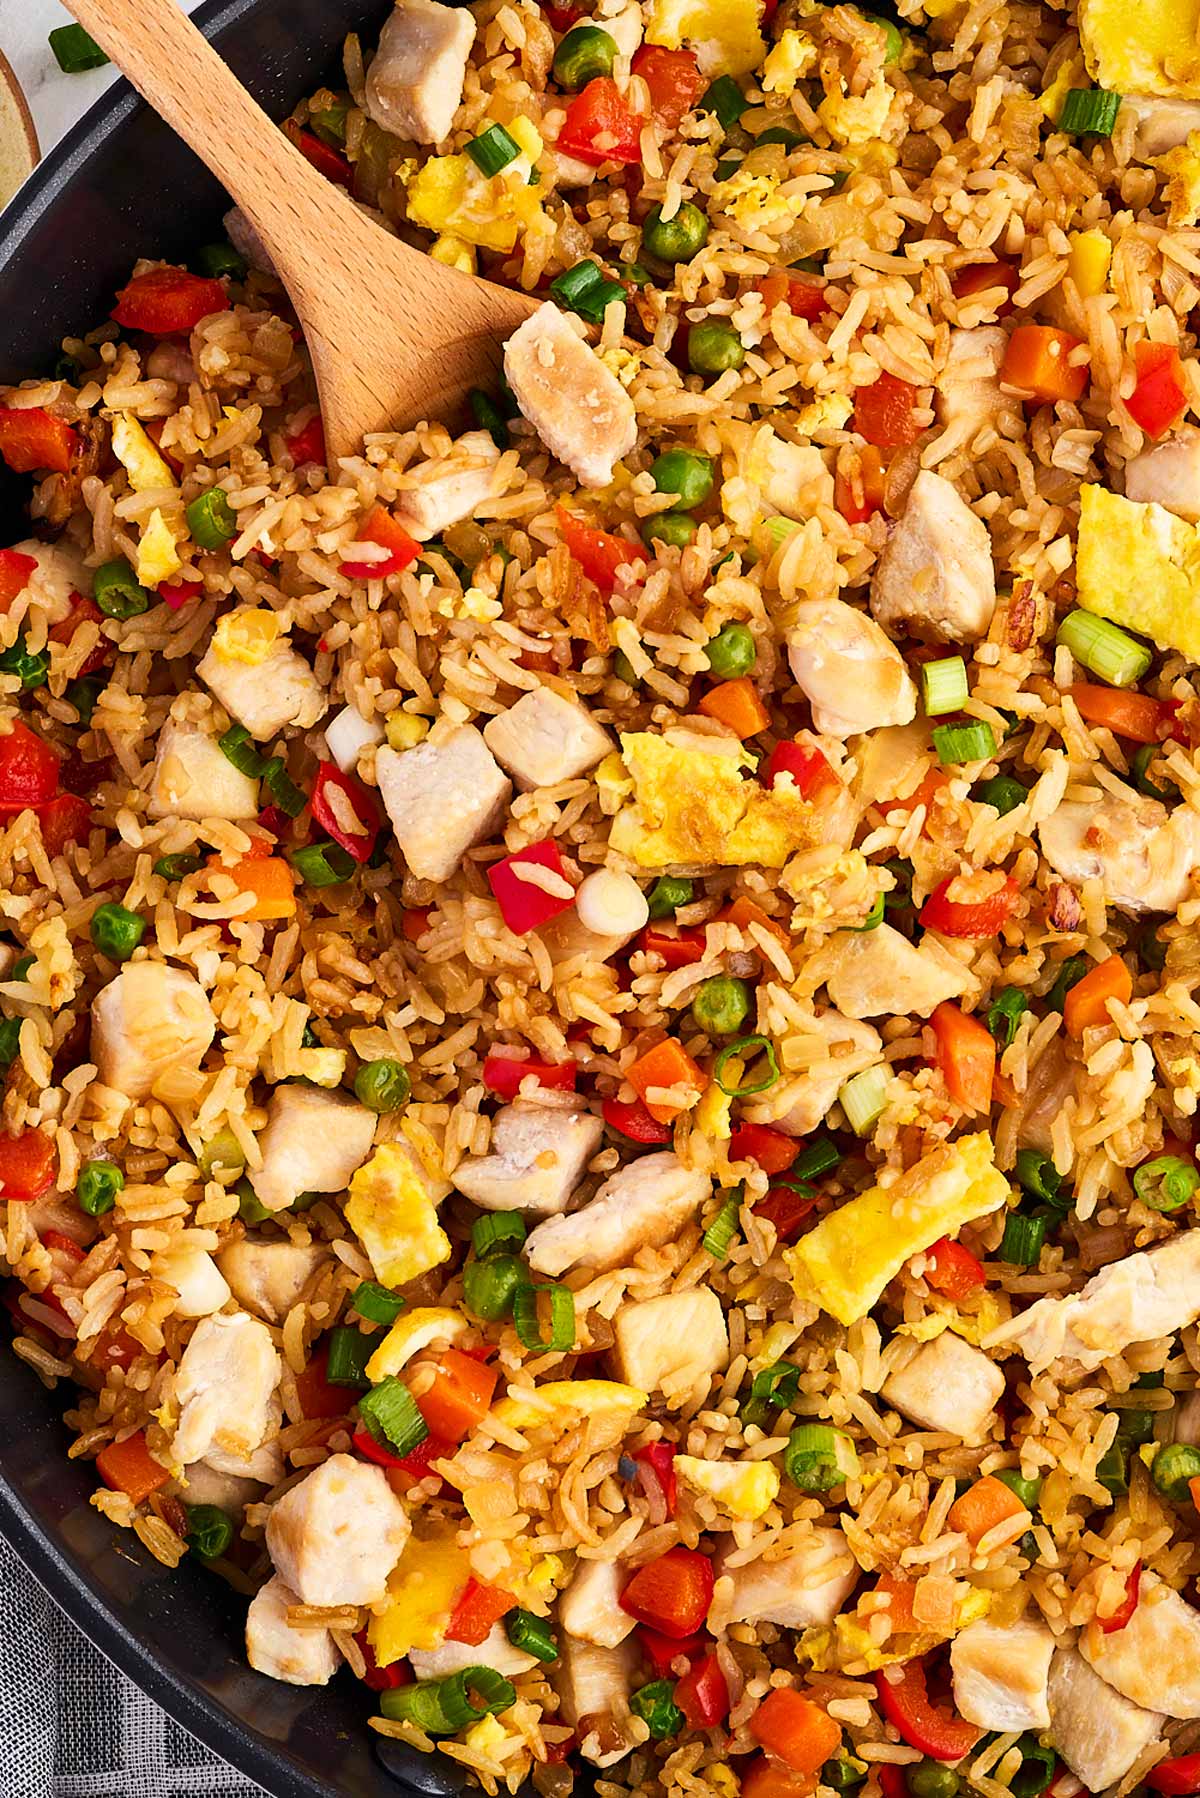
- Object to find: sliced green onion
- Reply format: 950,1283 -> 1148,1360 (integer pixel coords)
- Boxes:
513,1282 -> 576,1352
352,1280 -> 405,1326
1132,1155 -> 1199,1213
1116,1405 -> 1155,1447
760,514 -> 802,555
1010,1735 -> 1057,1798
93,557 -> 151,620
741,1360 -> 802,1431
701,75 -> 747,129
824,1756 -> 869,1792
218,724 -> 268,780
754,125 -> 805,149
466,122 -> 522,177
630,1680 -> 684,1740
1151,1440 -> 1200,1502
77,1159 -> 124,1217
505,1609 -> 558,1662
66,675 -> 104,724
785,1422 -> 859,1491
550,259 -> 604,307
703,1187 -> 742,1260
326,1325 -> 374,1386
0,637 -> 50,690
1000,1210 -> 1048,1266
154,852 -> 205,880
470,389 -> 510,450
381,1667 -> 516,1732
792,1138 -> 841,1181
471,1211 -> 526,1258
993,1468 -> 1041,1510
1059,87 -> 1122,137
290,840 -> 356,886
463,1252 -> 527,1323
987,987 -> 1028,1049
932,721 -> 997,766
194,241 -> 247,280
357,1376 -> 429,1456
648,875 -> 692,919
236,1178 -> 271,1224
884,857 -> 913,911
198,1128 -> 245,1176
1057,610 -> 1152,688
854,893 -> 885,932
922,656 -> 968,717
49,23 -> 109,72
1130,742 -> 1174,802
185,1503 -> 233,1559
1096,1441 -> 1128,1496
310,100 -> 350,145
714,1035 -> 779,1096
840,1064 -> 887,1136
262,756 -> 307,817
1046,954 -> 1088,1015
975,775 -> 1027,815
185,487 -> 237,550
0,1018 -> 22,1074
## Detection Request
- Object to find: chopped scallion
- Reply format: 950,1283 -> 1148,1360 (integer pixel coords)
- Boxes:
262,757 -> 306,817
714,1035 -> 779,1096
352,1280 -> 405,1326
922,656 -> 968,717
380,1667 -> 515,1732
1057,609 -> 1151,688
701,74 -> 747,130
1132,1155 -> 1199,1214
49,23 -> 109,72
512,1282 -> 576,1352
703,1187 -> 742,1260
840,1064 -> 888,1136
326,1325 -> 374,1387
505,1608 -> 558,1662
1058,87 -> 1122,137
463,1253 -> 527,1323
784,1422 -> 859,1491
987,986 -> 1028,1049
218,724 -> 268,780
466,122 -> 522,177
974,774 -> 1027,815
1000,1209 -> 1048,1266
932,721 -> 997,766
471,1211 -> 526,1258
630,1680 -> 684,1740
290,840 -> 356,886
791,1138 -> 841,1181
357,1376 -> 429,1456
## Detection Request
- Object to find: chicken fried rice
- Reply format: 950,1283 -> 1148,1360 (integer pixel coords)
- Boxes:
5,0 -> 1200,1791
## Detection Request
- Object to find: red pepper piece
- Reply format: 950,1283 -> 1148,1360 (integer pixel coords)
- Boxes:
636,925 -> 707,967
753,1183 -> 817,1242
1126,343 -> 1188,441
35,793 -> 91,858
601,1096 -> 673,1144
544,0 -> 584,25
1148,1754 -> 1200,1795
294,127 -> 354,188
0,721 -> 60,815
557,78 -> 643,168
295,1342 -> 350,1420
309,761 -> 381,864
923,1236 -> 985,1303
483,1051 -> 577,1099
1099,1560 -> 1141,1633
854,371 -> 923,449
620,1545 -> 711,1636
0,547 -> 37,607
633,1440 -> 678,1517
342,505 -> 422,579
352,1423 -> 405,1467
874,1659 -> 981,1761
445,1578 -> 517,1646
835,444 -> 885,524
728,1122 -> 799,1176
951,260 -> 1019,315
355,1628 -> 413,1691
285,413 -> 327,466
0,407 -> 79,475
919,873 -> 1020,939
159,578 -> 203,611
638,1626 -> 707,1678
112,267 -> 230,336
488,838 -> 576,934
556,503 -> 641,591
49,593 -> 109,675
0,1131 -> 58,1201
631,45 -> 701,129
762,739 -> 841,800
674,1651 -> 730,1728
401,907 -> 431,944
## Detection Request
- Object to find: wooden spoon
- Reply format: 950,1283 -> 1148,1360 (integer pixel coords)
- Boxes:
64,0 -> 540,458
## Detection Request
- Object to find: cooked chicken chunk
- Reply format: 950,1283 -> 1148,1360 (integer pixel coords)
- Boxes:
611,1287 -> 728,1404
364,0 -> 476,144
1081,1570 -> 1200,1718
1047,1646 -> 1165,1791
206,1396 -> 285,1485
554,1635 -> 639,1769
172,1312 -> 281,1467
951,1617 -> 1055,1731
246,1575 -> 340,1687
1122,95 -> 1200,157
785,597 -> 918,738
392,431 -> 501,541
870,470 -> 996,644
146,341 -> 197,385
995,1231 -> 1200,1377
504,303 -> 638,491
483,688 -> 612,791
743,1011 -> 883,1136
758,436 -> 834,520
324,703 -> 384,774
266,1454 -> 411,1608
181,1460 -> 263,1513
714,1528 -> 859,1630
936,327 -> 1008,436
559,1557 -> 637,1649
409,1624 -> 540,1682
881,1333 -> 1004,1442
525,1150 -> 710,1275
1124,431 -> 1200,522
454,1100 -> 603,1216
150,1243 -> 231,1319
1014,1037 -> 1076,1156
91,962 -> 216,1101
5,536 -> 89,622
216,1238 -> 328,1325
198,625 -> 326,742
149,718 -> 259,821
252,1085 -> 376,1213
375,726 -> 511,883
813,923 -> 972,1021
1038,783 -> 1200,915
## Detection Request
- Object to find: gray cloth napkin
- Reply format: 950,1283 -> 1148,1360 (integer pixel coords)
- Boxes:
0,1533 -> 267,1798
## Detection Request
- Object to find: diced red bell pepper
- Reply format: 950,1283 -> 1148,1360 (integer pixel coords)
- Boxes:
342,505 -> 422,579
557,78 -> 643,168
356,1628 -> 413,1691
602,1096 -> 673,1144
95,1431 -> 169,1505
0,721 -> 60,816
483,1051 -> 577,1099
854,372 -> 923,449
878,1768 -> 909,1798
631,46 -> 701,129
0,547 -> 37,607
159,578 -> 203,611
92,1322 -> 143,1371
309,761 -> 381,864
384,1431 -> 455,1487
286,413 -> 327,466
951,260 -> 1019,316
1148,1754 -> 1200,1795
111,267 -> 230,336
835,444 -> 885,525
446,1578 -> 517,1646
36,793 -> 91,858
874,1660 -> 981,1762
620,1546 -> 712,1636
402,907 -> 431,943
488,838 -> 576,934
923,1236 -> 985,1302
353,1423 -> 406,1467
295,1342 -> 351,1420
753,1183 -> 817,1242
762,740 -> 841,800
638,1626 -> 706,1678
0,407 -> 79,476
556,504 -> 641,591
636,925 -> 707,967
634,1440 -> 677,1517
783,277 -> 832,322
920,873 -> 1020,939
41,1229 -> 86,1265
294,127 -> 354,188
544,0 -> 583,25
49,593 -> 109,676
0,1131 -> 57,1201
729,1122 -> 799,1176
675,1652 -> 730,1729
1126,343 -> 1188,440
1099,1560 -> 1141,1633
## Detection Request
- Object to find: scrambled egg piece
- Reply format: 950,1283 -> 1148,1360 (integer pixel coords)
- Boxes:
710,168 -> 801,232
1156,134 -> 1200,225
369,1528 -> 471,1666
803,1587 -> 991,1672
112,414 -> 176,492
493,1379 -> 647,1444
818,75 -> 892,145
644,0 -> 766,76
1079,0 -> 1200,98
210,607 -> 281,666
345,1141 -> 451,1288
1041,50 -> 1086,121
762,29 -> 818,93
675,1455 -> 780,1519
366,1306 -> 469,1382
1076,483 -> 1200,662
406,117 -> 544,252
1068,228 -> 1112,296
898,1290 -> 1008,1346
794,394 -> 854,435
786,1133 -> 1008,1325
429,233 -> 477,273
435,585 -> 503,622
136,509 -> 182,589
610,730 -> 823,869
293,1046 -> 346,1087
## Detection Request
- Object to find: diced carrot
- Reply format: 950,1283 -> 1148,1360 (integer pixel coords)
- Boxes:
208,852 -> 297,921
1190,1476 -> 1200,1513
946,1473 -> 1026,1545
930,1001 -> 996,1115
992,1070 -> 1020,1108
445,1578 -> 517,1645
627,1038 -> 708,1124
885,769 -> 948,820
750,1688 -> 842,1775
1067,685 -> 1171,745
697,676 -> 770,738
1001,325 -> 1087,403
95,1431 -> 169,1505
1063,954 -> 1133,1039
741,1759 -> 815,1798
724,894 -> 790,946
872,1573 -> 919,1633
413,1347 -> 498,1443
835,443 -> 885,524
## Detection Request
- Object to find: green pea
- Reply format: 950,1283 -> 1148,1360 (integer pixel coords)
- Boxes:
236,1178 -> 271,1224
0,636 -> 51,690
823,1758 -> 867,1792
354,1058 -> 412,1114
907,1765 -> 959,1798
993,1468 -> 1041,1510
89,902 -> 145,962
1151,1440 -> 1200,1502
640,512 -> 697,550
705,621 -> 756,679
77,1159 -> 124,1217
552,24 -> 617,90
642,201 -> 709,264
687,319 -> 746,375
650,448 -> 714,512
648,876 -> 693,918
198,1128 -> 246,1177
692,975 -> 752,1038
864,13 -> 905,63
153,852 -> 205,880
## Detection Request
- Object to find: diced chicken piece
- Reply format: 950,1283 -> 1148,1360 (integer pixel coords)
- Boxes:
145,341 -> 197,385
1047,1646 -> 1165,1791
392,431 -> 501,541
744,1011 -> 882,1136
554,1635 -> 639,1770
1014,1037 -> 1076,1155
4,537 -> 89,622
1125,430 -> 1200,522
91,962 -> 216,1101
216,1238 -> 328,1325
814,922 -> 972,1021
266,1453 -> 410,1608
409,1623 -> 540,1682
715,1527 -> 859,1630
611,1288 -> 728,1405
786,597 -> 918,738
758,436 -> 834,521
183,1460 -> 263,1513
454,1100 -> 603,1217
223,205 -> 277,277
149,718 -> 259,821
375,725 -> 511,882
559,1558 -> 637,1649
197,632 -> 326,743
172,1312 -> 281,1467
882,1333 -> 1004,1442
246,1575 -> 340,1687
252,1085 -> 376,1213
870,470 -> 997,644
364,0 -> 476,144
206,1402 -> 285,1486
526,1150 -> 710,1275
937,327 -> 1008,435
324,703 -> 384,774
1038,784 -> 1200,915
1122,95 -> 1200,158
1081,1570 -> 1200,1718
150,1243 -> 231,1318
504,302 -> 638,491
1174,1388 -> 1200,1446
993,1232 -> 1200,1377
549,146 -> 599,189
483,688 -> 612,791
951,1617 -> 1055,1731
